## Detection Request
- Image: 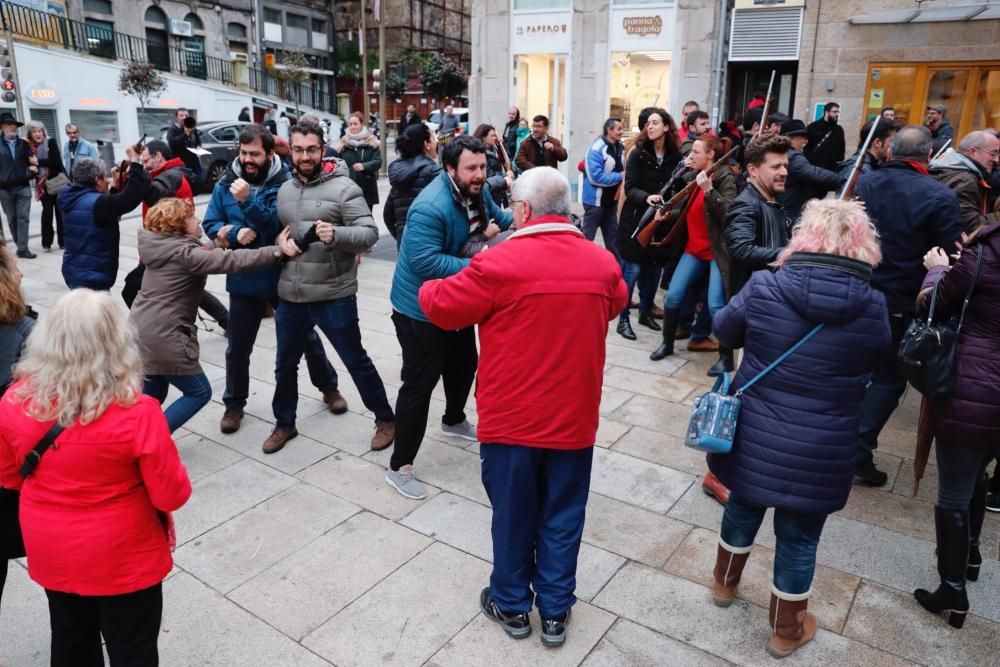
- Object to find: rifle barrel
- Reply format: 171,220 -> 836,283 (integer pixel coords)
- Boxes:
756,70 -> 777,140
838,116 -> 881,200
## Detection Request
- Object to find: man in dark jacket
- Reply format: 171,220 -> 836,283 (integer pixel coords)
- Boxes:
836,118 -> 898,193
201,124 -> 341,435
779,120 -> 840,221
399,104 -> 421,131
515,115 -> 568,171
925,104 -> 954,154
805,102 -> 845,171
853,125 -> 963,486
725,134 -> 792,296
930,130 -> 999,234
166,107 -> 203,189
58,152 -> 148,290
0,112 -> 37,258
502,106 -> 520,164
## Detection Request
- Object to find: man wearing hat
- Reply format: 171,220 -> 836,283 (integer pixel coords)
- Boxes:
0,111 -> 36,258
926,104 -> 954,154
778,119 -> 840,222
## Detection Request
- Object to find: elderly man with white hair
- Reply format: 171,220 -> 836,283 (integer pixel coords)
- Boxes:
931,130 -> 1000,233
418,166 -> 628,647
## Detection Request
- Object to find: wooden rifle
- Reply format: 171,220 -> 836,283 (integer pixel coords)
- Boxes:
635,145 -> 739,249
838,116 -> 880,200
932,138 -> 952,162
117,134 -> 146,190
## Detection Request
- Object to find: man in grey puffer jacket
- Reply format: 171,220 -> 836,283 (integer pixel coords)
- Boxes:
264,123 -> 395,454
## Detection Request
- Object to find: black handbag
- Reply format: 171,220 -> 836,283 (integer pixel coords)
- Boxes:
0,423 -> 64,559
898,246 -> 983,399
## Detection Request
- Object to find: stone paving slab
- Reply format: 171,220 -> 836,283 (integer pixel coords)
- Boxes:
583,493 -> 692,567
590,447 -> 696,515
580,618 -> 731,667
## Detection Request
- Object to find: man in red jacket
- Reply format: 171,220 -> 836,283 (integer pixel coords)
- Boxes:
418,167 -> 628,648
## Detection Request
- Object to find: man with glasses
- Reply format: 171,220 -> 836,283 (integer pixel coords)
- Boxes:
263,122 -> 395,455
62,123 -> 99,182
930,130 -> 1000,233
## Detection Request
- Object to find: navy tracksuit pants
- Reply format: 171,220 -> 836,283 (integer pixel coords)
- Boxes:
480,443 -> 593,618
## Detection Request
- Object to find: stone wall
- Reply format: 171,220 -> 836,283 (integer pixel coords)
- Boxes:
672,0 -> 723,123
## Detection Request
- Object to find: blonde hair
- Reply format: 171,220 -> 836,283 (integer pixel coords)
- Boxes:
12,290 -> 143,425
145,197 -> 194,234
24,120 -> 46,144
776,199 -> 882,267
0,245 -> 26,323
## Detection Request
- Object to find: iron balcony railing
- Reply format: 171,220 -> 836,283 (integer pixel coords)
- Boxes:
0,1 -> 334,112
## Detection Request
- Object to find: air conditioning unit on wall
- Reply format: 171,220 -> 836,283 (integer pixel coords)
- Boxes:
170,20 -> 193,37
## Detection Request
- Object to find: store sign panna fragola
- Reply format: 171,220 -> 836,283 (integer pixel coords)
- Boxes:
622,16 -> 662,37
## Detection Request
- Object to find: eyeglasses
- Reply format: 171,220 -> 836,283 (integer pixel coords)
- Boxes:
291,146 -> 324,156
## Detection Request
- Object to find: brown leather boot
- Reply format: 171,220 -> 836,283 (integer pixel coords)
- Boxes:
220,409 -> 244,434
323,390 -> 349,415
371,421 -> 395,451
262,428 -> 298,454
702,471 -> 730,505
767,590 -> 817,659
712,540 -> 751,607
687,338 -> 720,352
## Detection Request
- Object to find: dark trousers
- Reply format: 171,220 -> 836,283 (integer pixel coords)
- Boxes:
390,311 -> 477,471
936,440 -> 1000,510
41,192 -> 64,248
223,294 -> 336,412
581,204 -> 620,262
273,296 -> 393,430
620,261 -> 659,319
0,185 -> 32,251
46,582 -> 162,667
481,443 -> 593,618
855,312 -> 912,466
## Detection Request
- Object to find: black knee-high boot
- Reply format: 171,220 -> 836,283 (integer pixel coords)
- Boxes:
650,309 -> 680,361
968,472 -> 988,581
707,346 -> 735,377
914,506 -> 970,628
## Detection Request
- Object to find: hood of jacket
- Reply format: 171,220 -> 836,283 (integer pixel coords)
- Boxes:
388,154 -> 440,189
931,150 -> 988,178
291,157 -> 349,187
222,153 -> 287,189
57,182 -> 99,209
776,253 -> 876,325
138,229 -> 192,270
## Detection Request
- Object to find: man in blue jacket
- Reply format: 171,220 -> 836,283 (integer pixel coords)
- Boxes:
62,123 -> 99,181
581,117 -> 624,261
387,135 -> 513,500
201,124 -> 340,435
853,125 -> 963,486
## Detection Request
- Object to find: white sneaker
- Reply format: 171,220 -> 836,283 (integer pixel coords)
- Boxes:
441,419 -> 478,442
385,465 -> 427,500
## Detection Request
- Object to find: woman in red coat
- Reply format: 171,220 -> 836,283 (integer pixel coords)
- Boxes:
0,289 -> 191,665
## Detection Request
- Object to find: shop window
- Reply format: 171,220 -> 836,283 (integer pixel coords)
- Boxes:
972,69 -> 1000,132
69,110 -> 119,143
30,108 -> 59,140
137,109 -> 177,139
609,52 -> 669,134
83,0 -> 113,15
143,7 -> 167,27
513,0 -> 570,10
515,53 -> 567,141
926,70 -> 970,128
286,13 -> 308,47
865,66 -> 917,125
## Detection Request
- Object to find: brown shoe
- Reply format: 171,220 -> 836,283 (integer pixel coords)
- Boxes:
371,421 -> 395,451
767,592 -> 817,659
702,471 -> 730,505
675,327 -> 692,340
712,539 -> 751,607
687,338 -> 720,352
262,428 -> 298,454
220,409 -> 244,434
323,390 -> 349,415
650,305 -> 665,319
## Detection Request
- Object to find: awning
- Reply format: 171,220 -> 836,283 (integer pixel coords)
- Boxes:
849,2 -> 1000,24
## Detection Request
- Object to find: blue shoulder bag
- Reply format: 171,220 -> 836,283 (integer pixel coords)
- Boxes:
685,324 -> 825,454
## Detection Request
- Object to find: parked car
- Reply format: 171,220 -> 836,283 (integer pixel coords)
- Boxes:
426,107 -> 469,135
161,120 -> 247,193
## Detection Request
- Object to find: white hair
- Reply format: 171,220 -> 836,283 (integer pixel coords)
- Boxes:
959,130 -> 997,153
511,166 -> 571,218
12,290 -> 143,425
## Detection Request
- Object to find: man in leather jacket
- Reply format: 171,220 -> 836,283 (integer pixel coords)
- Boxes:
725,135 -> 792,296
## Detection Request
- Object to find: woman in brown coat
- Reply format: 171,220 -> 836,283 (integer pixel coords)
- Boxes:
130,198 -> 298,432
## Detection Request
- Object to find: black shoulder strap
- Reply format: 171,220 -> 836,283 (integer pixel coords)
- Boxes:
19,423 -> 65,478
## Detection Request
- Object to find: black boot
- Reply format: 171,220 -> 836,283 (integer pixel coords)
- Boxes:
914,506 -> 970,628
707,346 -> 735,377
617,315 -> 637,341
968,472 -> 987,582
650,309 -> 679,361
638,310 -> 662,331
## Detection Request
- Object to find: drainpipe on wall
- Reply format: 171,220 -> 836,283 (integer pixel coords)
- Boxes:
709,0 -> 729,128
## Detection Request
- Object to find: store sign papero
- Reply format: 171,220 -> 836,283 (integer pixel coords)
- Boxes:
514,22 -> 568,37
622,16 -> 662,37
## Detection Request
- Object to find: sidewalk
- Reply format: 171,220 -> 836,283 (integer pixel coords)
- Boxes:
1,189 -> 997,666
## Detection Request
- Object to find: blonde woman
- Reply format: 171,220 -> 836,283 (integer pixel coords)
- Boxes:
334,111 -> 381,211
0,289 -> 191,664
706,199 -> 891,658
130,197 -> 298,432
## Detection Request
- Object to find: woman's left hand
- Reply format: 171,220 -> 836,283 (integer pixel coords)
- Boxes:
696,171 -> 712,193
352,163 -> 364,172
923,247 -> 950,269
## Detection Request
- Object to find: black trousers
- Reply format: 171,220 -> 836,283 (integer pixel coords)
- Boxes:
390,311 -> 477,471
41,192 -> 64,249
46,582 -> 162,667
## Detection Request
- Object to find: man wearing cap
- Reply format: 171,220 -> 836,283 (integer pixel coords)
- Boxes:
0,112 -> 37,258
778,119 -> 840,222
926,105 -> 954,154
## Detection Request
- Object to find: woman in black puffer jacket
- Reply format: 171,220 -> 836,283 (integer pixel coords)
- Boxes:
385,123 -> 441,248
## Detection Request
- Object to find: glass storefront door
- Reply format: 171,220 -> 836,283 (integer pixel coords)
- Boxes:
609,51 -> 669,134
515,53 -> 567,141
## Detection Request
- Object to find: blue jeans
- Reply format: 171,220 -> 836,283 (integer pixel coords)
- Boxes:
273,296 -> 393,430
665,253 -> 725,316
581,204 -> 621,263
678,275 -> 713,342
143,372 -> 212,433
481,443 -> 593,618
720,493 -> 828,595
620,261 -> 659,320
855,313 -> 911,466
223,294 -> 337,412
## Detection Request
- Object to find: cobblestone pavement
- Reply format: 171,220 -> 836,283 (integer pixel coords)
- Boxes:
1,188 -> 998,666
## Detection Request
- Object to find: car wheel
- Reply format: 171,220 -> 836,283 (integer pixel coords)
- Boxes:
206,161 -> 227,192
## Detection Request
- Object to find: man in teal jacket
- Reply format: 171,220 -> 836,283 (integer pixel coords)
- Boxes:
387,136 -> 513,499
